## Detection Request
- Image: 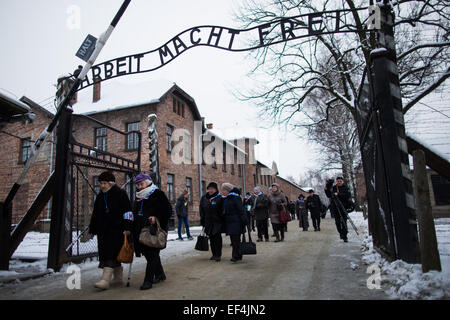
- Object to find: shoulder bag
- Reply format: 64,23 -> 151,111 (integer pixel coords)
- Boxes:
139,218 -> 168,249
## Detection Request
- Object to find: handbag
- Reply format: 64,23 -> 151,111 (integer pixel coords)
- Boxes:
195,228 -> 209,251
117,233 -> 134,263
279,205 -> 292,223
240,226 -> 257,255
139,218 -> 168,249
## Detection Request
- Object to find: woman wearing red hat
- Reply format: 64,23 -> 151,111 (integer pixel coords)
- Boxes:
88,171 -> 133,290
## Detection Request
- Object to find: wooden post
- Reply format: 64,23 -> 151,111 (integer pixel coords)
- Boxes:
413,149 -> 442,273
0,202 -> 12,270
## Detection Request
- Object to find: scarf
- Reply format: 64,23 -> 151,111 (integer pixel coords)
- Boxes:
136,183 -> 158,200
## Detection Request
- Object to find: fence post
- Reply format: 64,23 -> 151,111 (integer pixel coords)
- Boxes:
0,202 -> 12,270
47,106 -> 73,271
369,1 -> 421,263
412,149 -> 442,273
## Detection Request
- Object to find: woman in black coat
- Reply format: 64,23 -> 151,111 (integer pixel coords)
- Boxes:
132,173 -> 172,290
89,171 -> 133,290
199,182 -> 224,261
221,183 -> 248,262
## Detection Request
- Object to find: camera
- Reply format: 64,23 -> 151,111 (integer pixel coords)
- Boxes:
326,179 -> 334,191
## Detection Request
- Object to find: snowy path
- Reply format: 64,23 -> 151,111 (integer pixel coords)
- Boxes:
1,213 -> 449,299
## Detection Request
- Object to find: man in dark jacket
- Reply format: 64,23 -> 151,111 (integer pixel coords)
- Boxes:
199,182 -> 224,261
305,189 -> 323,232
221,183 -> 248,262
176,190 -> 193,240
295,194 -> 309,231
89,171 -> 133,290
325,176 -> 352,242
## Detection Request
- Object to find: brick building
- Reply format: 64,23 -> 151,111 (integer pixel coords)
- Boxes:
0,80 -> 304,228
0,94 -> 54,226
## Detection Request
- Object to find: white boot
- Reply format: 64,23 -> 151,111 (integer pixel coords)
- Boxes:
111,266 -> 123,285
94,267 -> 113,290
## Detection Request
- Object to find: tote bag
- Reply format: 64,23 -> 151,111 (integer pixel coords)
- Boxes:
117,233 -> 134,263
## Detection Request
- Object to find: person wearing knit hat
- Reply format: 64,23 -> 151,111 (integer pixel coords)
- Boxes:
324,175 -> 353,242
89,171 -> 133,290
131,172 -> 172,290
199,181 -> 224,261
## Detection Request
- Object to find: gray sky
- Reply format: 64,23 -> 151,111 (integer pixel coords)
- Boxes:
0,0 -> 318,180
1,0 -> 448,182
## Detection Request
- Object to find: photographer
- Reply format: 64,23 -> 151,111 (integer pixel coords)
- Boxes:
324,176 -> 352,242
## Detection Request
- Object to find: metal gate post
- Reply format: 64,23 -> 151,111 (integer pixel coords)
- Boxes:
370,1 -> 420,263
47,106 -> 73,271
0,202 -> 12,270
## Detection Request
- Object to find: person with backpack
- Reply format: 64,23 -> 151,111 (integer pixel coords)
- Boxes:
325,176 -> 353,242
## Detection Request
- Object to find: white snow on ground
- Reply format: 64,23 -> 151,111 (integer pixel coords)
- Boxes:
3,216 -> 450,300
3,227 -> 204,280
350,212 -> 450,300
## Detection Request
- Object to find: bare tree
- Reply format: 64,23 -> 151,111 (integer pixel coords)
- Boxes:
234,0 -> 449,204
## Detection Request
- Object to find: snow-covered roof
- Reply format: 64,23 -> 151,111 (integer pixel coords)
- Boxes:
72,79 -> 175,115
0,89 -> 31,118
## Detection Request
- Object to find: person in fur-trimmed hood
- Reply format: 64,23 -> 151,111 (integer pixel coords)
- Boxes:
89,171 -> 133,290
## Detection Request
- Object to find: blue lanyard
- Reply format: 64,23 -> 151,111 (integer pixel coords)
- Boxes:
103,193 -> 110,214
138,200 -> 144,216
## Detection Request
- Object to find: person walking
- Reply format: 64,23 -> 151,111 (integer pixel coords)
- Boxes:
295,194 -> 309,231
244,192 -> 255,231
268,183 -> 287,242
288,200 -> 296,220
132,174 -> 172,290
88,171 -> 133,290
176,190 -> 193,240
325,176 -> 353,242
305,189 -> 324,232
199,182 -> 224,262
221,183 -> 248,262
250,186 -> 271,242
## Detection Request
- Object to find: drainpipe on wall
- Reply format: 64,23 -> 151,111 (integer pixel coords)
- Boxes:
47,131 -> 54,220
198,130 -> 209,198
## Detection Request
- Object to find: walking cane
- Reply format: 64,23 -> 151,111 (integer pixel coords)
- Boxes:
126,261 -> 132,287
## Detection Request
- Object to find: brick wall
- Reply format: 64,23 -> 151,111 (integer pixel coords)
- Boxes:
0,106 -> 54,225
1,84 -> 304,229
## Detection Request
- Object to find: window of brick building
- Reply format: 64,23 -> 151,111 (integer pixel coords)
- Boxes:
186,177 -> 192,203
95,127 -> 107,151
231,164 -> 235,175
20,138 -> 32,163
167,174 -> 175,202
238,164 -> 242,177
166,124 -> 174,152
173,97 -> 177,113
93,176 -> 100,194
201,180 -> 206,195
184,132 -> 191,161
126,122 -> 140,150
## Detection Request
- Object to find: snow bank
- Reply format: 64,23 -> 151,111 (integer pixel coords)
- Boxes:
354,210 -> 450,300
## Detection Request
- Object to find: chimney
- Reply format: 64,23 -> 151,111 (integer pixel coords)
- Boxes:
93,78 -> 101,103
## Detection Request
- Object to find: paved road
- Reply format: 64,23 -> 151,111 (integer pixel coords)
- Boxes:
0,217 -> 389,300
